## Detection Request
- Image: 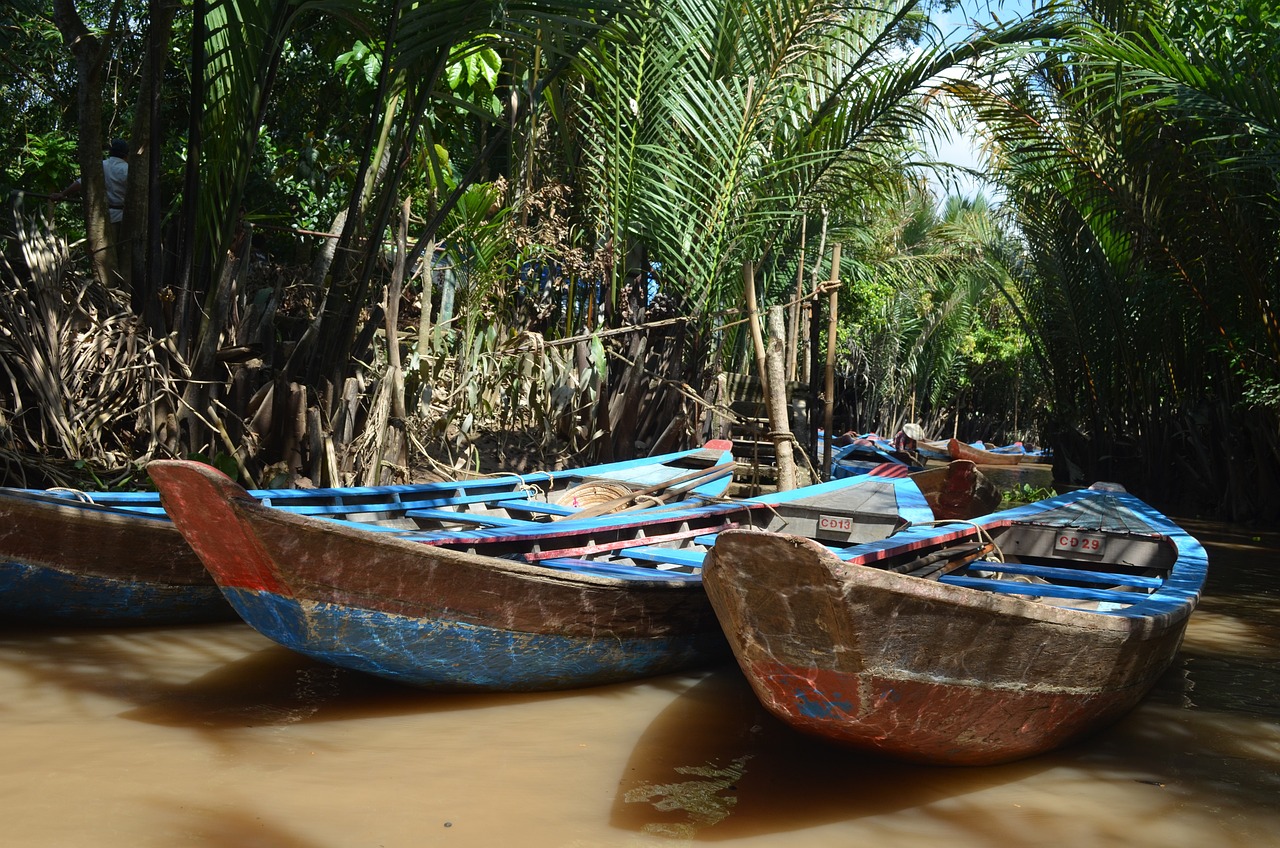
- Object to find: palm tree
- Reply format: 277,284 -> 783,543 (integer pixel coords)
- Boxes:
957,0 -> 1280,517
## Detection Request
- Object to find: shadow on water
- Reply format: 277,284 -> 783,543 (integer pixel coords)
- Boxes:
0,621 -> 598,730
612,520 -> 1280,841
610,667 -> 1051,840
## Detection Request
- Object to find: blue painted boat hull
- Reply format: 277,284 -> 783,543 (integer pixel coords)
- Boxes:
223,587 -> 725,691
0,560 -> 233,625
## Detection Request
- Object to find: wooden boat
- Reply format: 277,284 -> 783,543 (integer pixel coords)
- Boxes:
0,443 -> 734,625
913,437 -> 953,461
148,460 -> 937,690
0,494 -> 234,625
830,440 -> 922,479
948,437 -> 1023,466
907,460 -> 1001,520
701,484 -> 1207,765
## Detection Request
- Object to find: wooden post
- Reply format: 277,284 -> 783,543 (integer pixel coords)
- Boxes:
744,259 -> 769,399
786,217 -> 806,383
822,243 -> 841,479
766,305 -> 797,490
802,211 -> 828,388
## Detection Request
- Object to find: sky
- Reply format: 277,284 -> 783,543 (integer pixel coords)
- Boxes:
921,0 -> 1039,203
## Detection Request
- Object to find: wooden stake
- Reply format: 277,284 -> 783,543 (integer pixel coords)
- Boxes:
786,217 -> 806,382
744,259 -> 769,399
767,305 -> 798,490
823,243 -> 841,479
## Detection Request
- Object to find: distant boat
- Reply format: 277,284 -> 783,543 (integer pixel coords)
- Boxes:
947,437 -> 1023,466
0,443 -> 735,625
830,440 -> 922,478
148,460 -> 937,691
913,437 -> 953,461
702,485 -> 1207,765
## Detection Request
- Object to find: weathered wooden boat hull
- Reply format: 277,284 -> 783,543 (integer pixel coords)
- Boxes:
0,443 -> 733,625
948,437 -> 1022,466
149,460 -> 728,691
0,492 -> 234,625
703,491 -> 1205,765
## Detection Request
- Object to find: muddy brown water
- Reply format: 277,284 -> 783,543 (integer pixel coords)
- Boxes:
1,518 -> 1277,847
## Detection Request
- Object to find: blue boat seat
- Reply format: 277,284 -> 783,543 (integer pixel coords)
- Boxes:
613,545 -> 708,569
938,571 -> 1154,605
482,498 -> 579,516
402,508 -> 529,528
961,561 -> 1163,589
537,557 -> 703,582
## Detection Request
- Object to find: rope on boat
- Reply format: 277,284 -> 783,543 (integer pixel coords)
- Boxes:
905,519 -> 1007,565
46,487 -> 97,504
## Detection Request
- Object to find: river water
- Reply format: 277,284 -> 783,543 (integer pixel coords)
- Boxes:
1,518 -> 1277,847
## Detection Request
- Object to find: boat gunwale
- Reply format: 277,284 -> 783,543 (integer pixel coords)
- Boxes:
795,488 -> 1207,625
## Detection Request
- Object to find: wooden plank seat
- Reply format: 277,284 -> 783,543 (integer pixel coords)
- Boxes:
537,557 -> 704,581
273,489 -> 535,518
938,571 -> 1154,605
613,545 -> 708,569
401,508 -> 530,528
483,498 -> 579,517
960,560 -> 1164,589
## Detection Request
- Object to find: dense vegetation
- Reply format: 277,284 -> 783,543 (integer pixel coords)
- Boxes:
2,0 -> 1277,522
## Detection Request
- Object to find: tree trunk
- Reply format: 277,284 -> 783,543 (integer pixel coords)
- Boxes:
128,0 -> 179,318
51,0 -> 117,289
743,259 -> 769,399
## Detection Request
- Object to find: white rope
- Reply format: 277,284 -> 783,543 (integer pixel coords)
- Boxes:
46,487 -> 97,504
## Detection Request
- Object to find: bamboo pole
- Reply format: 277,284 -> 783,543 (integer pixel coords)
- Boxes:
744,259 -> 769,399
822,243 -> 841,478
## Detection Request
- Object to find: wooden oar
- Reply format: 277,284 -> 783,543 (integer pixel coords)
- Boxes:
889,540 -> 996,579
553,461 -> 736,521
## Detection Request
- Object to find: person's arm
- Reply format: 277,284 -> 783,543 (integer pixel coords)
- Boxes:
50,179 -> 82,202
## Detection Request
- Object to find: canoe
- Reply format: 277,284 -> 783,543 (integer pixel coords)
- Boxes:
948,437 -> 1023,466
913,437 -> 953,461
701,484 -> 1207,765
0,443 -> 735,625
147,460 -> 936,691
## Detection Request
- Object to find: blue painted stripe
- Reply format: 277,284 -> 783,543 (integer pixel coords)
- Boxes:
223,588 -> 725,691
0,560 -> 234,625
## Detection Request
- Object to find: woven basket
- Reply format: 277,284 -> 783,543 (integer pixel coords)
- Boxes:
553,481 -> 637,511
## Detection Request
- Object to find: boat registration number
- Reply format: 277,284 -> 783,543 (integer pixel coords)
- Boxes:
818,515 -> 854,533
1054,532 -> 1106,555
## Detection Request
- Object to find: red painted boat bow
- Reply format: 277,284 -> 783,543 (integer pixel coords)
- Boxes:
148,460 -> 285,594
